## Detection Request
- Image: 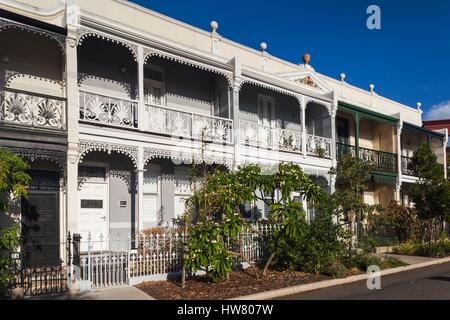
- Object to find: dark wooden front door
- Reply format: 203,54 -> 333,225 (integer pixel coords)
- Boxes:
21,170 -> 60,267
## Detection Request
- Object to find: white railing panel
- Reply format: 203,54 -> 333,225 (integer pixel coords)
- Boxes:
145,103 -> 233,143
1,89 -> 65,130
79,90 -> 138,128
306,134 -> 332,158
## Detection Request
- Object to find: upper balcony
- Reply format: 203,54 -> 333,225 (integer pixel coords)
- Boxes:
401,123 -> 446,176
238,82 -> 333,159
77,34 -> 233,145
336,102 -> 399,175
0,18 -> 66,133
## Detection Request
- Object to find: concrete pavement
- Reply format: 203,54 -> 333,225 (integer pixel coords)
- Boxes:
25,286 -> 154,300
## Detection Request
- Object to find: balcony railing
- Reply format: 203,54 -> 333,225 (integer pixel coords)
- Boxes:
336,143 -> 397,172
401,156 -> 414,175
1,88 -> 65,130
79,91 -> 138,128
240,120 -> 302,153
145,104 -> 233,143
306,134 -> 332,158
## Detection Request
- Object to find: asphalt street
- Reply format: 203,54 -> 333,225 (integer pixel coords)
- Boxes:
277,261 -> 450,300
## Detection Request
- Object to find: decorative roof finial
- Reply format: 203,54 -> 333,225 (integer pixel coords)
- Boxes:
417,102 -> 422,110
340,72 -> 346,82
260,42 -> 268,52
210,21 -> 218,33
302,52 -> 311,65
369,83 -> 375,93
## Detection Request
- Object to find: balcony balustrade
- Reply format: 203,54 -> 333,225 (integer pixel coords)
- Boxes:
79,91 -> 138,128
401,156 -> 414,175
145,104 -> 233,143
1,88 -> 65,130
337,142 -> 397,172
240,120 -> 331,158
240,120 -> 301,153
306,134 -> 332,158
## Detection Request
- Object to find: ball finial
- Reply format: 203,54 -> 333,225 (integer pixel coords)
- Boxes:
210,21 -> 218,33
340,73 -> 346,82
417,102 -> 422,109
369,84 -> 375,92
260,42 -> 268,51
302,52 -> 311,65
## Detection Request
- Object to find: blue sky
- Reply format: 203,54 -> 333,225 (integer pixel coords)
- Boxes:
132,0 -> 450,120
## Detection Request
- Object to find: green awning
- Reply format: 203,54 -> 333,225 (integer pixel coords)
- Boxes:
371,172 -> 397,185
338,101 -> 399,125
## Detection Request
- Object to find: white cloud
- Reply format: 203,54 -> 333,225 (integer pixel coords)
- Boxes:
424,100 -> 450,120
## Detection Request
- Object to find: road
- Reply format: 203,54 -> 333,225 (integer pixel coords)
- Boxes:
277,261 -> 450,300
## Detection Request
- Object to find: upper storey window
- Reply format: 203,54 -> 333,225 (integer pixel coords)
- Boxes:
144,65 -> 165,106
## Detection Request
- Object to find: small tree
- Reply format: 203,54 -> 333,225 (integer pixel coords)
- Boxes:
408,141 -> 450,242
0,149 -> 30,293
331,154 -> 379,247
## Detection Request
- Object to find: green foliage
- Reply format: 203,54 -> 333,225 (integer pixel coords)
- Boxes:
0,224 -> 20,291
393,238 -> 450,258
271,195 -> 351,276
0,149 -> 30,214
408,142 -> 450,242
0,149 -> 30,294
342,252 -> 407,271
182,162 -> 328,282
330,154 -> 379,243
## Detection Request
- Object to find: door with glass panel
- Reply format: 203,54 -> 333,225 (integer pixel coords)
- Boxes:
144,65 -> 165,107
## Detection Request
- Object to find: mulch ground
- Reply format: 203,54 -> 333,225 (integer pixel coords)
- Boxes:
136,269 -> 335,300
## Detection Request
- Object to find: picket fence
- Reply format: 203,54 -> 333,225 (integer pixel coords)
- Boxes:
77,224 -> 277,288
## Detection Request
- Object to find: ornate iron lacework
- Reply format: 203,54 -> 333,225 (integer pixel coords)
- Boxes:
77,73 -> 132,97
0,18 -> 65,53
110,169 -> 137,192
144,47 -> 233,87
2,147 -> 66,169
78,140 -> 139,168
76,27 -> 138,61
304,98 -> 332,116
5,70 -> 65,89
143,147 -> 233,169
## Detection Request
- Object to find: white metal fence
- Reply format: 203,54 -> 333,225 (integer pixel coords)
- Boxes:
76,224 -> 277,288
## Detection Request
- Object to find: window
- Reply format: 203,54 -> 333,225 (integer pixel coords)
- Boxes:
81,199 -> 103,209
257,95 -> 275,127
143,164 -> 160,225
144,65 -> 165,106
174,167 -> 193,219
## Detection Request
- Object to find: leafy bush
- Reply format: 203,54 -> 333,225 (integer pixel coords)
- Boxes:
393,238 -> 450,258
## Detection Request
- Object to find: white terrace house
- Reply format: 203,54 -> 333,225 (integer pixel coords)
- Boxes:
0,0 -> 447,267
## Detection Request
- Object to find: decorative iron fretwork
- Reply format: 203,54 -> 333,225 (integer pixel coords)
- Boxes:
2,147 -> 66,169
78,140 -> 139,168
1,89 -> 65,130
336,143 -> 397,173
110,169 -> 137,192
240,120 -> 303,153
143,147 -> 233,170
76,27 -> 138,61
77,74 -> 132,97
143,47 -> 233,87
5,70 -> 65,89
79,91 -> 137,128
306,134 -> 332,158
304,97 -> 333,116
0,18 -> 65,53
145,104 -> 233,143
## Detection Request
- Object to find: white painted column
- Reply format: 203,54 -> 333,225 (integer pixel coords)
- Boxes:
66,27 -> 80,234
443,129 -> 448,179
300,96 -> 307,158
232,57 -> 241,168
136,146 -> 145,232
137,45 -> 145,131
330,104 -> 337,167
396,122 -> 403,202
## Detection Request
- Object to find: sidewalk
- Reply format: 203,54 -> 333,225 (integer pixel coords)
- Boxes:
374,253 -> 437,265
25,286 -> 154,300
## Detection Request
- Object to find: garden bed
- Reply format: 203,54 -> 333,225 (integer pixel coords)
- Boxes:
136,268 -> 361,300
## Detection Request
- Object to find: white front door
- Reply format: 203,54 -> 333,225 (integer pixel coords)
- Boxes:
79,182 -> 108,251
